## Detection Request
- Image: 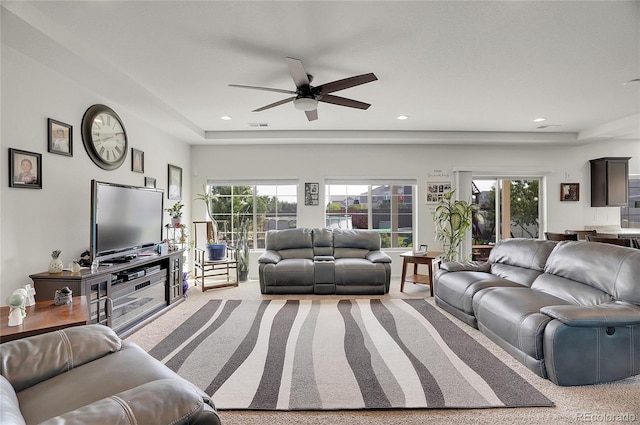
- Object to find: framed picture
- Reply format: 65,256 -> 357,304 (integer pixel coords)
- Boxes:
168,164 -> 182,200
305,182 -> 319,206
131,148 -> 144,173
47,118 -> 72,156
9,148 -> 42,189
145,177 -> 156,188
414,244 -> 428,255
426,182 -> 451,203
560,183 -> 579,201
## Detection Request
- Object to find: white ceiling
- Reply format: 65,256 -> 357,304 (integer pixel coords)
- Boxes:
2,1 -> 639,145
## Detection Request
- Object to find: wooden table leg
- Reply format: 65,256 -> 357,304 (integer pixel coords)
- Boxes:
427,261 -> 434,297
400,258 -> 408,292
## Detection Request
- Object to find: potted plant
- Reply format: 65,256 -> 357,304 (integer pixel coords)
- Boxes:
433,190 -> 477,262
236,217 -> 250,281
165,201 -> 184,226
195,187 -> 226,260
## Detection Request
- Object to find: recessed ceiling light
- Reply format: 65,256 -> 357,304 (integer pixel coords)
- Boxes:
397,115 -> 409,120
220,115 -> 232,120
533,117 -> 546,122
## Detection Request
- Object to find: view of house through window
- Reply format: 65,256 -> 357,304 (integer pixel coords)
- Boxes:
621,176 -> 640,228
325,183 -> 415,248
472,178 -> 541,244
207,183 -> 297,248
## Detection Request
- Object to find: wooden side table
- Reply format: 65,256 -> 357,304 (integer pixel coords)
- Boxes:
0,296 -> 89,343
193,247 -> 239,291
400,251 -> 444,297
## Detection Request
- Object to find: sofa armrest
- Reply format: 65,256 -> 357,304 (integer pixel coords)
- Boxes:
367,250 -> 392,263
0,324 -> 121,392
440,261 -> 490,272
38,379 -> 221,425
541,302 -> 640,327
1,375 -> 26,425
258,250 -> 282,264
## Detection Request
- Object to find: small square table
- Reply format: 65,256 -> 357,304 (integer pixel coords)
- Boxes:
400,250 -> 444,297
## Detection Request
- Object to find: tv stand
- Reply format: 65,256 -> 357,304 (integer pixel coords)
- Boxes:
109,254 -> 138,263
29,250 -> 184,337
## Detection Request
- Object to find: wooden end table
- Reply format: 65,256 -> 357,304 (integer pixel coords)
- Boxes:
0,296 -> 89,343
400,250 -> 444,297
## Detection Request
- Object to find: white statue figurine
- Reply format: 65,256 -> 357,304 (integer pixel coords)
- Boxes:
24,284 -> 36,306
7,293 -> 26,326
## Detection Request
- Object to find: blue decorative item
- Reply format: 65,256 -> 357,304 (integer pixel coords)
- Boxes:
182,272 -> 189,297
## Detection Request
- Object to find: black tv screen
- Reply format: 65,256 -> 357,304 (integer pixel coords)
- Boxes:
91,180 -> 164,261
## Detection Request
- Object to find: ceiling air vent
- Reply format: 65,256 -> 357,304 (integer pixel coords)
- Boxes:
249,122 -> 269,128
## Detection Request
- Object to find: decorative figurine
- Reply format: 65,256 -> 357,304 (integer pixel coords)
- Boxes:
54,287 -> 73,306
24,284 -> 36,306
7,293 -> 26,326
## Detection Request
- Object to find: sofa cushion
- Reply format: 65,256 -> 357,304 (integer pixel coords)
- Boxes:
333,229 -> 381,250
278,248 -> 314,260
1,375 -> 26,425
488,239 -> 557,286
531,273 -> 614,306
313,228 -> 334,256
473,287 -> 571,360
334,247 -> 370,259
543,241 -> 640,305
261,258 -> 315,287
334,258 -> 386,285
265,228 -> 313,251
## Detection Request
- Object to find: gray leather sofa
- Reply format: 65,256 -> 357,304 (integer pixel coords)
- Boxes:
1,325 -> 221,425
258,228 -> 392,295
434,238 -> 640,386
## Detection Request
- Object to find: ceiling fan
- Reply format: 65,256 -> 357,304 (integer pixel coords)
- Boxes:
229,57 -> 377,121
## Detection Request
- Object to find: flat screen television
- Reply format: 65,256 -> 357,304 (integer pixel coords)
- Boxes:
91,180 -> 164,262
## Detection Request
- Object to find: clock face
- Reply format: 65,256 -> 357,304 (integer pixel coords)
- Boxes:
81,105 -> 128,170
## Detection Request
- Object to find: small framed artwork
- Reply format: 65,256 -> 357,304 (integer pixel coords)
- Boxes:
305,182 -> 319,206
414,244 -> 428,255
426,182 -> 451,203
560,183 -> 579,201
168,164 -> 182,200
145,177 -> 156,188
47,118 -> 72,156
131,148 -> 144,173
9,148 -> 42,189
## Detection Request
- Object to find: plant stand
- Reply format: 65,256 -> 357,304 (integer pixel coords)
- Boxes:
193,246 -> 238,291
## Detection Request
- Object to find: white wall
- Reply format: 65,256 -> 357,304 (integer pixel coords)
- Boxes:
1,46 -> 191,298
191,142 -> 639,279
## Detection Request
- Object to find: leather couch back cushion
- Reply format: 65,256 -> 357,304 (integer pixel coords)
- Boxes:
1,325 -> 121,392
531,273 -> 614,305
278,248 -> 314,260
334,247 -> 369,259
489,238 -> 556,271
313,228 -> 334,256
544,241 -> 640,304
491,263 -> 542,287
266,228 -> 313,251
333,229 -> 381,250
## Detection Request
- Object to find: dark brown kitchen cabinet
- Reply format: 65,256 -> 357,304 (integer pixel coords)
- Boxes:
590,157 -> 630,207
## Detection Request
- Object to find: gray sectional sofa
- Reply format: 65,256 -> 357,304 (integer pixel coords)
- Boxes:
434,238 -> 640,386
1,325 -> 221,425
258,228 -> 392,295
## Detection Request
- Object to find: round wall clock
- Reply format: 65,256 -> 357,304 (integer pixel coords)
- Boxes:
81,104 -> 128,170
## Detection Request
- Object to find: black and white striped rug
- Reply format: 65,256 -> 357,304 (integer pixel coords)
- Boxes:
148,299 -> 553,410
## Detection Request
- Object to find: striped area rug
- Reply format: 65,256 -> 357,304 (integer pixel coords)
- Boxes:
148,299 -> 553,410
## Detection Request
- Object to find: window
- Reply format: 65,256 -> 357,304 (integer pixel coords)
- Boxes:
325,183 -> 415,248
621,176 -> 640,228
472,178 -> 541,243
206,183 -> 298,249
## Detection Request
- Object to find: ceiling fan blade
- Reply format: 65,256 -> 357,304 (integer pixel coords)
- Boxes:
229,84 -> 296,95
253,97 -> 295,112
316,73 -> 378,95
286,57 -> 310,88
319,94 -> 371,110
305,109 -> 318,121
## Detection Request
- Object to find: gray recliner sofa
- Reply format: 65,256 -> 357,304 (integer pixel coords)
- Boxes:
434,238 -> 640,386
1,325 -> 221,425
258,228 -> 392,295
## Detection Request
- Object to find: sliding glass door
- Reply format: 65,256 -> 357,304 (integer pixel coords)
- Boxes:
472,178 -> 541,244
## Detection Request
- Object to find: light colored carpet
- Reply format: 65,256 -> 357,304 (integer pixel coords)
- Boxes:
127,278 -> 640,424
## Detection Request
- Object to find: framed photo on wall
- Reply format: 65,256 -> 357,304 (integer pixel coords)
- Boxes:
9,148 -> 42,189
145,177 -> 156,188
305,182 -> 319,205
168,164 -> 182,200
426,181 -> 451,203
47,118 -> 72,156
131,148 -> 144,173
560,183 -> 579,201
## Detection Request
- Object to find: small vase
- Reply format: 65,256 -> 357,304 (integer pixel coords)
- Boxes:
48,258 -> 64,274
171,217 -> 181,227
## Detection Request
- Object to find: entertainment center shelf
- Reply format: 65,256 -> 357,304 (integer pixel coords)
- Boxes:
29,250 -> 184,336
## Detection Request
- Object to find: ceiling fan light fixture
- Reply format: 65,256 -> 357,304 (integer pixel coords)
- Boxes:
294,97 -> 318,111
